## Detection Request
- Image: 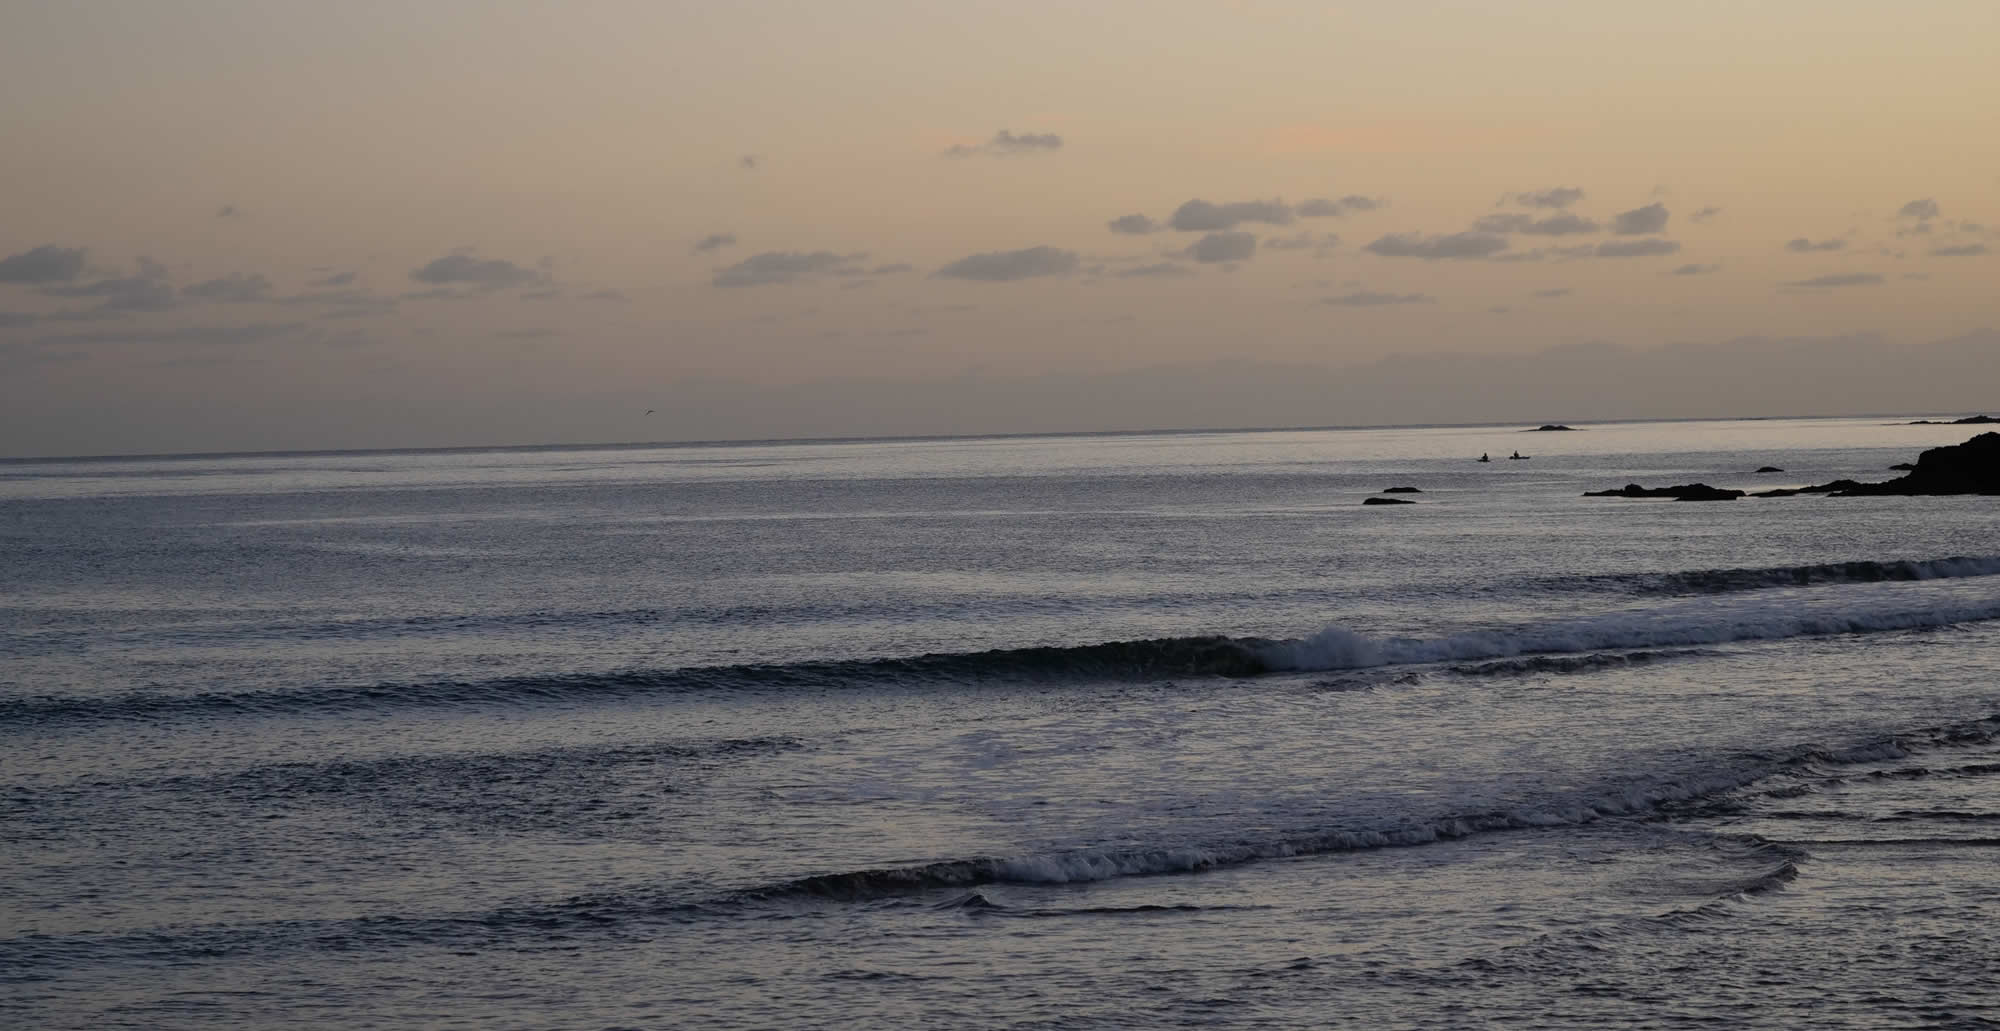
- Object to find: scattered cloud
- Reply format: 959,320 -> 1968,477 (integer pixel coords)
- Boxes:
1363,231 -> 1509,260
1324,290 -> 1432,306
712,251 -> 853,287
1505,186 -> 1585,209
1473,212 -> 1600,235
1931,244 -> 1990,257
0,245 -> 88,284
1298,196 -> 1381,217
1897,198 -> 1939,220
870,263 -> 913,275
215,205 -> 239,218
692,233 -> 737,254
0,311 -> 39,328
943,129 -> 1063,158
934,245 -> 1078,281
1787,273 -> 1884,288
1785,238 -> 1846,253
1610,203 -> 1670,235
410,254 -> 544,290
1689,206 -> 1723,223
1107,214 -> 1160,235
496,328 -> 557,340
1532,288 -> 1573,297
1187,231 -> 1258,263
309,271 -> 356,288
42,258 -> 175,311
1595,238 -> 1681,258
1673,263 -> 1719,275
182,274 -> 273,303
1116,262 -> 1195,278
739,155 -> 759,169
582,289 -> 628,301
1170,198 -> 1294,232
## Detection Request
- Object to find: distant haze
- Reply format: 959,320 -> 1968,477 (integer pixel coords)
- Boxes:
2,2 -> 1997,457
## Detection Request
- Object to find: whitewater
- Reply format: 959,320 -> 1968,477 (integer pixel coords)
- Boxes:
4,415 -> 1999,1029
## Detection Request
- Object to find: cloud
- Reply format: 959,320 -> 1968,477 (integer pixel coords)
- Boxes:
943,129 -> 1063,157
582,289 -> 628,301
1505,186 -> 1585,209
1784,238 -> 1846,253
1786,273 -> 1884,288
712,251 -> 852,287
1169,198 -> 1294,231
1324,290 -> 1432,306
1472,212 -> 1600,235
1931,244 -> 1989,257
739,155 -> 759,169
870,263 -> 913,275
0,245 -> 88,284
182,274 -> 273,303
497,328 -> 557,340
1673,263 -> 1719,275
309,271 -> 357,288
1689,206 -> 1723,224
1532,287 -> 1573,297
1187,231 -> 1258,263
215,205 -> 239,218
1594,238 -> 1681,258
1115,262 -> 1195,278
410,254 -> 544,289
934,245 -> 1078,281
0,311 -> 38,328
1106,214 -> 1160,235
1298,196 -> 1381,217
1363,231 -> 1509,260
692,233 -> 737,254
1610,203 -> 1670,235
42,258 -> 175,311
1897,198 -> 1940,220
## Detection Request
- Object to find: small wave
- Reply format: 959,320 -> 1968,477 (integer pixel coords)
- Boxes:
1547,555 -> 2000,597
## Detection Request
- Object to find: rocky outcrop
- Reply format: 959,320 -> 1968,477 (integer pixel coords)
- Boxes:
1889,463 -> 1916,471
1756,466 -> 1784,473
1908,415 -> 1997,425
1531,424 -> 1577,431
1381,486 -> 1423,493
1749,480 -> 1864,498
1584,483 -> 1744,501
1363,496 -> 1417,505
1832,432 -> 2000,495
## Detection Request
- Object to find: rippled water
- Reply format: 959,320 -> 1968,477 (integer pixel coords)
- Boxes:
4,417 -> 1998,1029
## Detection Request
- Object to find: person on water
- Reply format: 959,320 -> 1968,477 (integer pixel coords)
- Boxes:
1478,453 -> 1490,462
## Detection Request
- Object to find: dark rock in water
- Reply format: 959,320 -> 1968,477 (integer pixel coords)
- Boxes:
1889,463 -> 1916,471
1832,432 -> 2000,496
1584,483 -> 1744,501
1908,415 -> 1997,425
1381,486 -> 1423,493
1749,479 -> 1865,498
1531,424 -> 1577,431
1363,496 -> 1417,505
1756,466 -> 1784,473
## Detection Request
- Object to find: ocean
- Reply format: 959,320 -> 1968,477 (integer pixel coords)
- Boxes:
4,416 -> 1998,1029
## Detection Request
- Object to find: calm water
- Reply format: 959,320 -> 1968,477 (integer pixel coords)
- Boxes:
4,417 -> 1999,1029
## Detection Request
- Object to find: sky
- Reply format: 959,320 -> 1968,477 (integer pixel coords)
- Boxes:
1,0 -> 1996,457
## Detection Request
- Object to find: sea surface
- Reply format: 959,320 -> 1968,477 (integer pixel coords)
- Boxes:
4,416 -> 1999,1029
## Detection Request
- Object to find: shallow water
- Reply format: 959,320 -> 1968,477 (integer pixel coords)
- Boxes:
5,417 -> 1998,1028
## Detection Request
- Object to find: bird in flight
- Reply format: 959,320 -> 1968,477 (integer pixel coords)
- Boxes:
645,409 -> 655,415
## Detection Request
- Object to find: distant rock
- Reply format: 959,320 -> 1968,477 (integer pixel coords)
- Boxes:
1755,466 -> 1784,473
1832,432 -> 2000,496
1889,463 -> 1916,471
1908,415 -> 1997,425
1583,483 -> 1744,501
1362,496 -> 1417,505
1750,480 -> 1864,498
1530,424 -> 1577,431
1381,486 -> 1423,493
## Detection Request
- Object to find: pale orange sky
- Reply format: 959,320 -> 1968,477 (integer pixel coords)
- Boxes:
2,1 -> 1996,455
